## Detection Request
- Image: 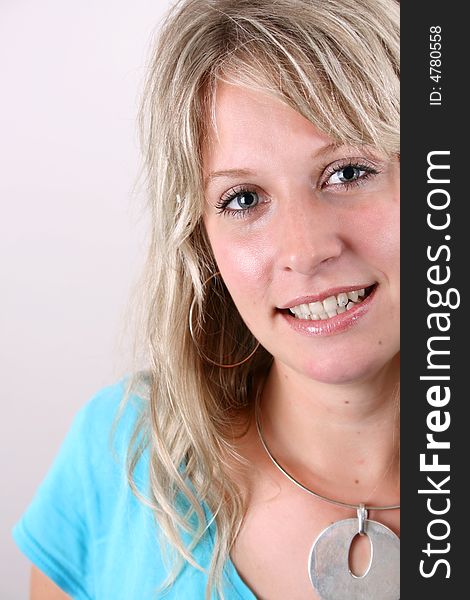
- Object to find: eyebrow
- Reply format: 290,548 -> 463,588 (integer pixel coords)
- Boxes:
203,143 -> 349,189
204,168 -> 257,189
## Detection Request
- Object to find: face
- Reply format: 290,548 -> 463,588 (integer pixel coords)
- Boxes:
203,82 -> 399,385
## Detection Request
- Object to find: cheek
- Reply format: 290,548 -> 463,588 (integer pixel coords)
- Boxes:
209,229 -> 272,295
347,198 -> 400,277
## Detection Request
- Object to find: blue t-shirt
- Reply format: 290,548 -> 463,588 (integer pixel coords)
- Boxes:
12,380 -> 256,599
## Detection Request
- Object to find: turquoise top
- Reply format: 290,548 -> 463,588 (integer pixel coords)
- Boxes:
12,381 -> 256,599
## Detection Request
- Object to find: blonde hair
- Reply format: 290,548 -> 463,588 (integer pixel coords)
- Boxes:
125,0 -> 400,597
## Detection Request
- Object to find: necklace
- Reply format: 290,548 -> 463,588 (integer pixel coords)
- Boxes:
255,403 -> 400,600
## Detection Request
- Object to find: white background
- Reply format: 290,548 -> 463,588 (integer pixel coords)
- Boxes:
0,1 -> 170,597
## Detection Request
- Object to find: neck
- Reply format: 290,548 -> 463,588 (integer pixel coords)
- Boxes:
257,355 -> 400,507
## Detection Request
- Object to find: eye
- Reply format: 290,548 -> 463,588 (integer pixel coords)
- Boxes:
328,165 -> 366,185
215,187 -> 260,215
322,160 -> 379,190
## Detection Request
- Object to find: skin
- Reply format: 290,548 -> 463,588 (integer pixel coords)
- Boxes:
30,566 -> 70,600
203,82 -> 400,599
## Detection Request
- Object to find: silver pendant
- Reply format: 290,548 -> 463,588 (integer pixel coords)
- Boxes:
308,510 -> 400,600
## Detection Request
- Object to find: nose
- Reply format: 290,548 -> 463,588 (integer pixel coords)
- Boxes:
276,197 -> 343,275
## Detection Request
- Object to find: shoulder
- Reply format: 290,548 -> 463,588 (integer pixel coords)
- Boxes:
67,376 -> 148,466
77,376 -> 146,431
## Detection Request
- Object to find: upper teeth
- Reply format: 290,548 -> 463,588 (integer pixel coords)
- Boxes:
289,288 -> 367,320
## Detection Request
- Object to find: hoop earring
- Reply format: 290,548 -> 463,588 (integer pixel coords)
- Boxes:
188,271 -> 260,368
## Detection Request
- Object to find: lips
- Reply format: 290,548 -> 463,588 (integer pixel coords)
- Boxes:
285,285 -> 375,320
277,283 -> 378,336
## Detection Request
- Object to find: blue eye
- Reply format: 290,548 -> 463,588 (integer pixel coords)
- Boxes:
227,190 -> 259,210
324,161 -> 379,189
328,165 -> 366,185
216,188 -> 260,215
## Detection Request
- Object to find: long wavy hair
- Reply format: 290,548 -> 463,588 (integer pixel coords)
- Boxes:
122,0 -> 400,597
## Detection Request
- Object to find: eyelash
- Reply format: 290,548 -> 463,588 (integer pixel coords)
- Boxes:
215,161 -> 380,218
323,161 -> 379,189
215,186 -> 261,219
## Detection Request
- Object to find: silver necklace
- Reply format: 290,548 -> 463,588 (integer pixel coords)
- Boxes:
255,404 -> 400,600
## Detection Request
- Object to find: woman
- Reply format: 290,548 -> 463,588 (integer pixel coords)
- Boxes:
14,0 -> 400,598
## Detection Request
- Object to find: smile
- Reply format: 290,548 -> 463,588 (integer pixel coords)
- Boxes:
276,283 -> 378,336
288,285 -> 375,320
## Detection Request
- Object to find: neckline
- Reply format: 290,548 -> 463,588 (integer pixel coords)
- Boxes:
225,554 -> 258,599
201,500 -> 257,599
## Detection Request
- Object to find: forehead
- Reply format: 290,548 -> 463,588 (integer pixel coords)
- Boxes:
203,82 -> 333,172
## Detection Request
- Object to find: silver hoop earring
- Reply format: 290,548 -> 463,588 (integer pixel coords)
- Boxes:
188,271 -> 260,368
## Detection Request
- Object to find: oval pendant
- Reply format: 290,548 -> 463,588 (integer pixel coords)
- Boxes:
308,518 -> 400,600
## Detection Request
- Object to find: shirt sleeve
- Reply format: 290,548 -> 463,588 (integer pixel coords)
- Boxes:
12,382 -> 132,599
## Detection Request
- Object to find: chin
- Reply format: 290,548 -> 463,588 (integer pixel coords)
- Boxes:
299,350 -> 399,386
